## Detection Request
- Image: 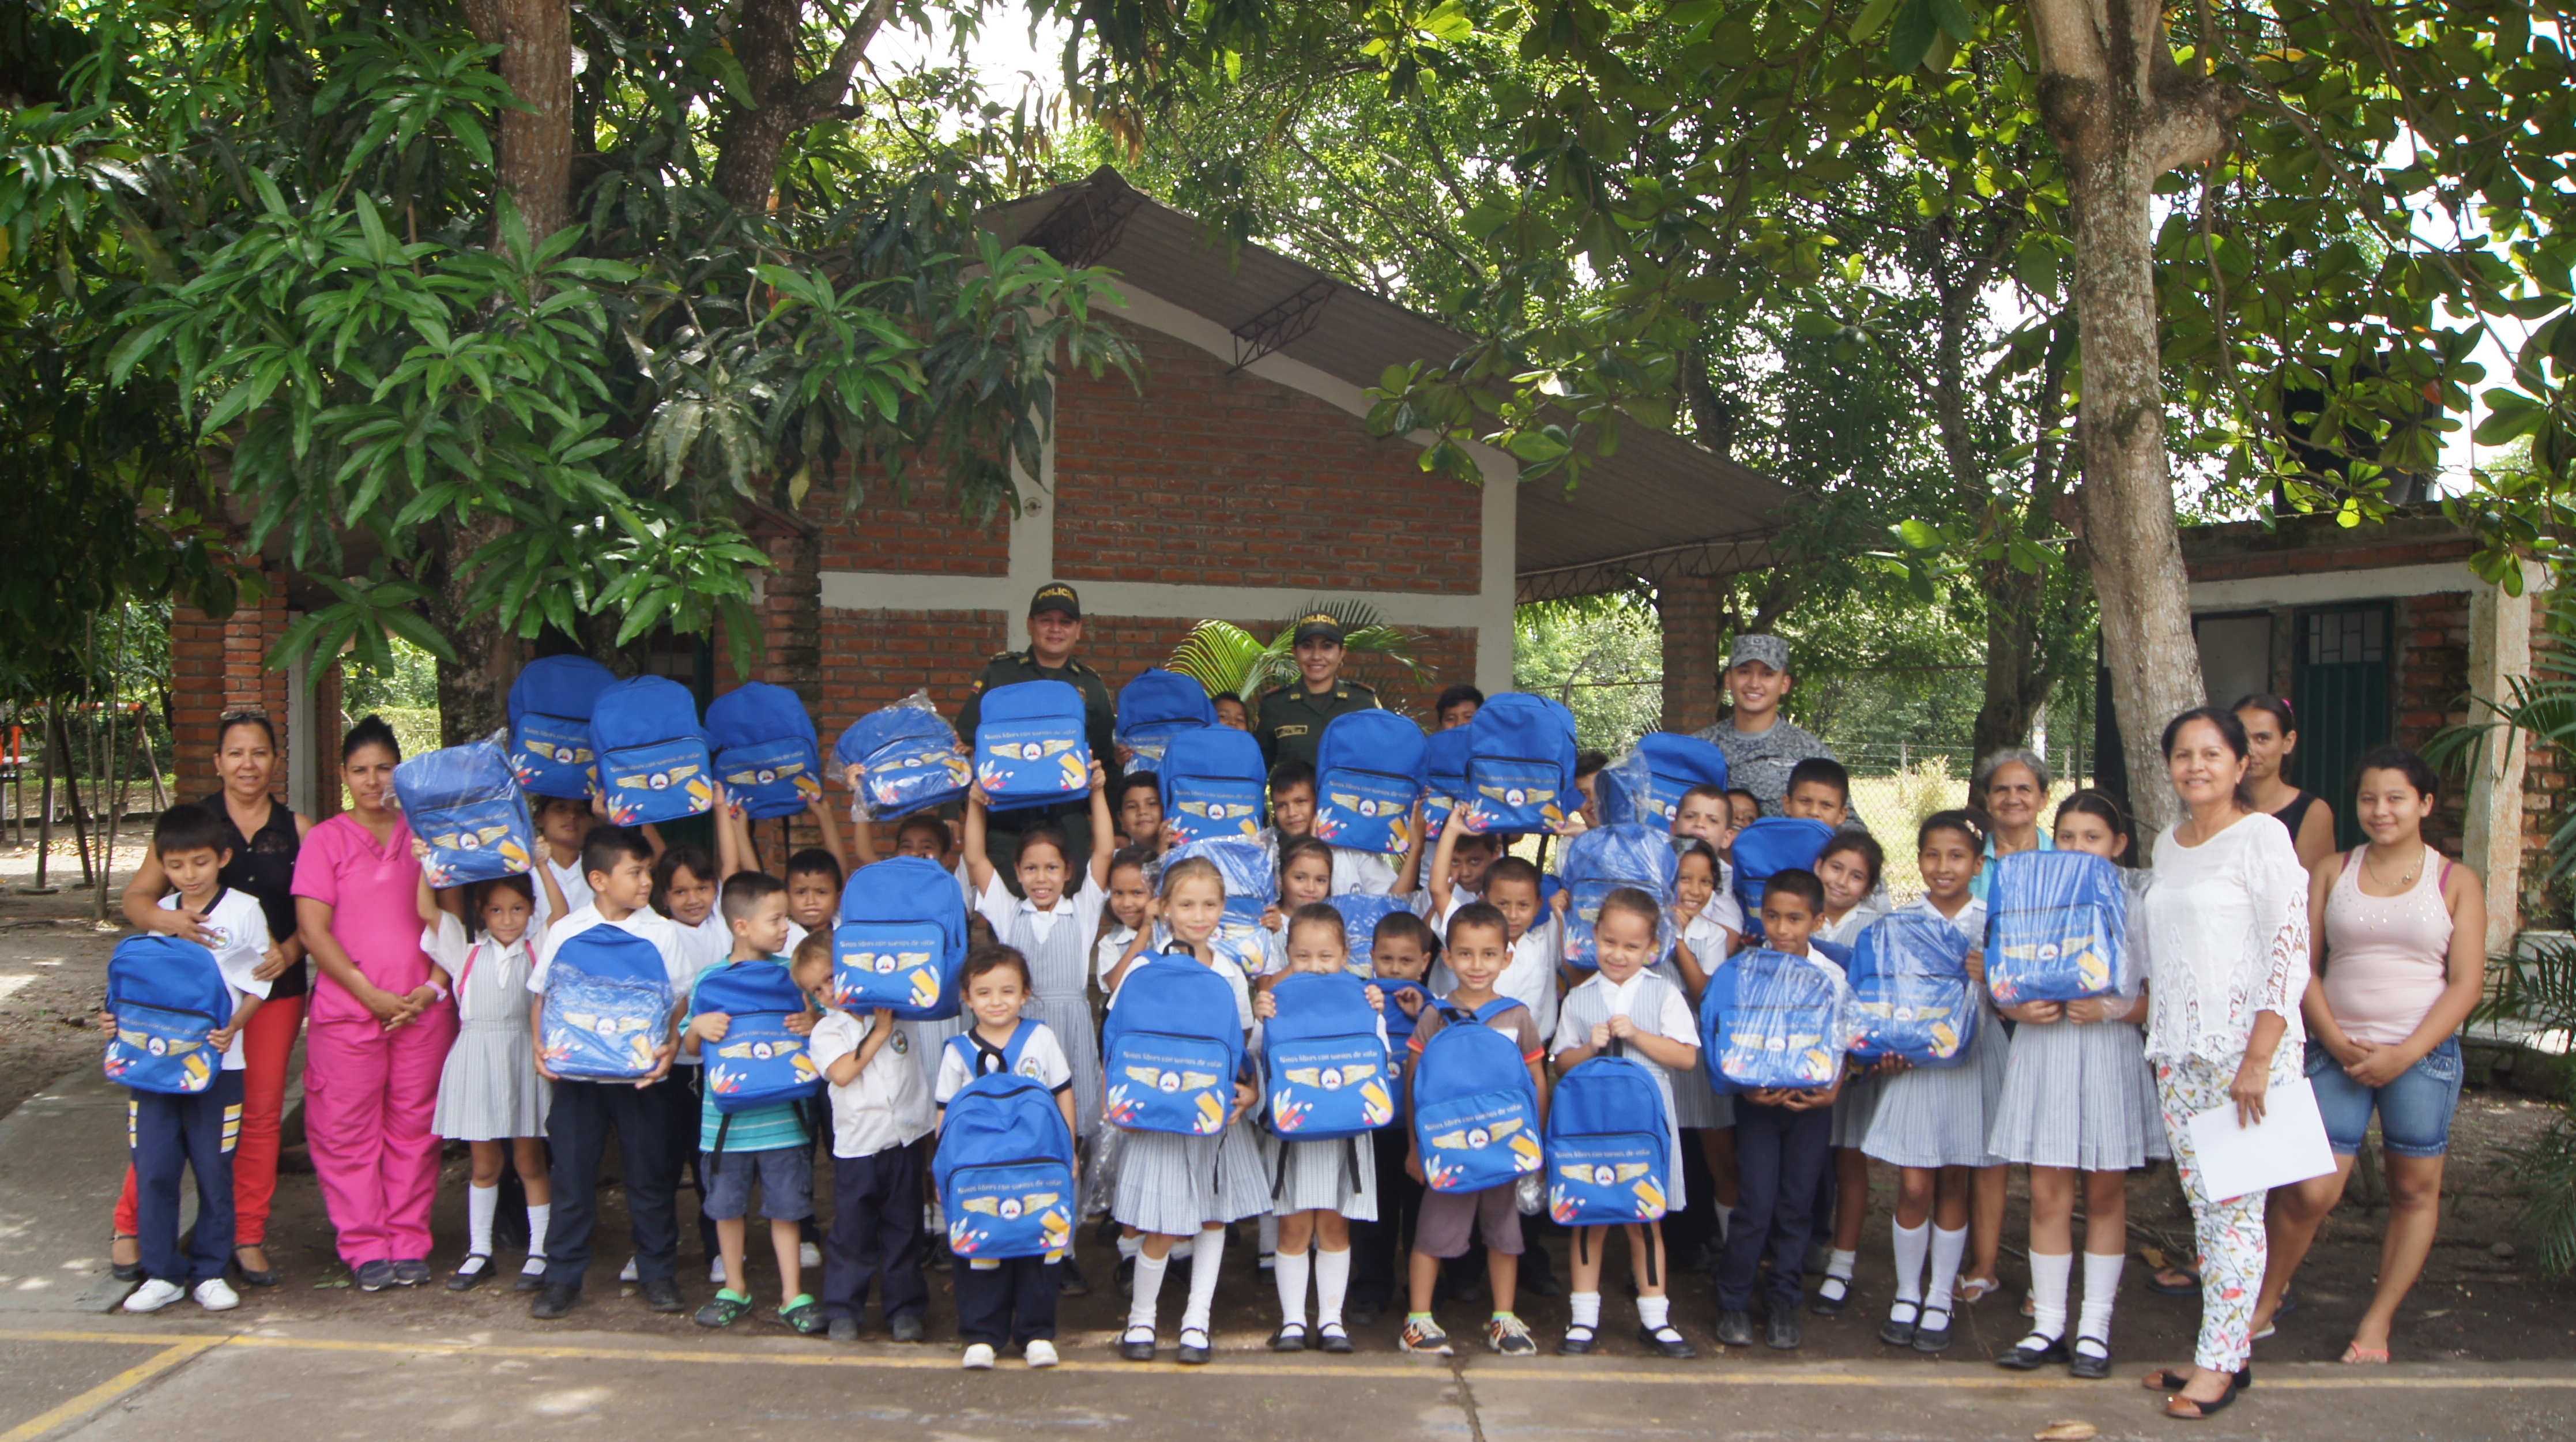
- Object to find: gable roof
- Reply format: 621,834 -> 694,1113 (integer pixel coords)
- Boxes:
986,167 -> 1788,603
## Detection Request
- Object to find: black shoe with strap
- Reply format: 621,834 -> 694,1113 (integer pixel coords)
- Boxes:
2068,1336 -> 2114,1380
1997,1333 -> 2069,1371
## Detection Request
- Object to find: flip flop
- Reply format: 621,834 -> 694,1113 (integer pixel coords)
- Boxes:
2340,1342 -> 2390,1365
1956,1275 -> 2000,1304
2144,1267 -> 2202,1296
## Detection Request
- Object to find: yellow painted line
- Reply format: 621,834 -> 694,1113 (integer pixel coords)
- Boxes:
0,1336 -> 225,1441
6,1329 -> 2576,1390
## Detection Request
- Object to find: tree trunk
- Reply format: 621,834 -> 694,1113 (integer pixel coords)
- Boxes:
2028,0 -> 2237,834
424,515 -> 521,747
1972,562 -> 2052,762
468,0 -> 574,243
710,0 -> 901,212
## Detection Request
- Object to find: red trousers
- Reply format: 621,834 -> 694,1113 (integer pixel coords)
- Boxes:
118,994 -> 305,1246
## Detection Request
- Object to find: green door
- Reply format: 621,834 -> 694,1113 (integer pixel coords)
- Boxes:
2290,604 -> 2392,852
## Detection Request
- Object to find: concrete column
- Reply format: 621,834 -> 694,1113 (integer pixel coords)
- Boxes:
2463,562 -> 2544,953
1658,572 -> 1723,733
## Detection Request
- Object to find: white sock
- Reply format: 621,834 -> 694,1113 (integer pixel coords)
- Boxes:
468,1183 -> 498,1258
525,1202 -> 551,1263
1638,1294 -> 1671,1331
1923,1225 -> 1968,1313
2026,1251 -> 2073,1342
2078,1251 -> 2125,1347
1118,1232 -> 1143,1262
1569,1291 -> 1602,1329
1826,1248 -> 1858,1282
1128,1252 -> 1170,1332
1274,1245 -> 1312,1329
1892,1220 -> 1930,1305
1315,1247 -> 1351,1328
1183,1228 -> 1227,1334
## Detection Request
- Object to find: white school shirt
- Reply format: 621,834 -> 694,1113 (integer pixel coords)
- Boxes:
662,912 -> 734,1068
1815,899 -> 1887,950
161,890 -> 272,1069
934,1019 -> 1076,1104
1330,846 -> 1400,898
974,875 -> 1108,947
527,902 -> 692,996
420,911 -> 545,1025
809,1007 -> 935,1158
1664,910 -> 1732,992
1095,924 -> 1138,987
531,853 -> 594,931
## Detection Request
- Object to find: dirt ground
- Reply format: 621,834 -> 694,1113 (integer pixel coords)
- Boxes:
9,835 -> 2573,1365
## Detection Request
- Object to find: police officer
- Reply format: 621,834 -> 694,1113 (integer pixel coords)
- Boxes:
1253,612 -> 1380,771
956,583 -> 1118,874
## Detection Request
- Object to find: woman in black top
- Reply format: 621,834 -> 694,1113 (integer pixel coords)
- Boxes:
115,713 -> 312,1285
2235,696 -> 2336,872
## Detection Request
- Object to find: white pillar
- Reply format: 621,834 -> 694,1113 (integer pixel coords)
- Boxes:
2462,563 -> 2544,955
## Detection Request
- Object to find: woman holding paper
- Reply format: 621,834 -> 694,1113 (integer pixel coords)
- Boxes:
2136,707 -> 2312,1421
2248,746 -> 2484,1364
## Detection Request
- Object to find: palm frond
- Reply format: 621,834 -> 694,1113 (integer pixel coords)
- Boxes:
1168,619 -> 1268,698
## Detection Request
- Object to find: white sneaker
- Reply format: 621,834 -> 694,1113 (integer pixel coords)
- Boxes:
709,1257 -> 728,1285
961,1342 -> 997,1370
194,1278 -> 240,1312
800,1241 -> 822,1269
1024,1339 -> 1059,1368
619,1256 -> 641,1283
122,1278 -> 185,1313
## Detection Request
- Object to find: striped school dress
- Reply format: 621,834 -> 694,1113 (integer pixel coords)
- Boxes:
427,914 -> 549,1141
1986,871 -> 2166,1169
977,876 -> 1108,1139
1108,945 -> 1270,1234
1862,897 -> 2009,1170
1255,1001 -> 1387,1219
1817,902 -> 1888,1148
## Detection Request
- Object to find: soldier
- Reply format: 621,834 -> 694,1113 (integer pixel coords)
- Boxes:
956,583 -> 1118,874
1254,613 -> 1380,771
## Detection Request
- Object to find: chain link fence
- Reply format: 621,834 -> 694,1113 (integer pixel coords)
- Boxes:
1836,740 -> 2097,901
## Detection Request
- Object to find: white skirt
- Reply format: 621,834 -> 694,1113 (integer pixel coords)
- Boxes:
434,1019 -> 550,1141
1264,1132 -> 1380,1220
1113,1119 -> 1270,1236
1862,1009 -> 2009,1169
1987,1019 -> 2168,1170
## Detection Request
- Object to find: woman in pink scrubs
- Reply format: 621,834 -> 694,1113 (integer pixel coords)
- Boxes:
293,717 -> 455,1290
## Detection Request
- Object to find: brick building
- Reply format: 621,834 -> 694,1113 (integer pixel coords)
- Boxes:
169,169 -> 1786,836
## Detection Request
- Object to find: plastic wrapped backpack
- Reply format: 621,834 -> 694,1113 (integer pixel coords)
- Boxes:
1161,834 -> 1275,938
703,682 -> 823,820
835,692 -> 970,821
1114,668 -> 1215,774
1330,893 -> 1411,975
1701,948 -> 1850,1092
1985,849 -> 2137,1004
1594,733 -> 1730,829
1558,823 -> 1678,972
1844,913 -> 1979,1068
507,655 -> 617,799
394,731 -> 537,887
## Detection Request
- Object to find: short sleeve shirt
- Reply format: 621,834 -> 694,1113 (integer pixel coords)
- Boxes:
291,812 -> 433,1026
809,1007 -> 935,1158
528,903 -> 694,995
975,875 -> 1108,946
161,889 -> 273,1068
686,964 -> 811,1151
935,1020 -> 1075,1105
1406,999 -> 1545,1070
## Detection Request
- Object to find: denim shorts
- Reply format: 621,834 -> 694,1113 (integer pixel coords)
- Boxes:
2306,1036 -> 2463,1159
701,1145 -> 815,1221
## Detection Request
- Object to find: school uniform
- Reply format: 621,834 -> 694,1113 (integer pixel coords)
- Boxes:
974,875 -> 1108,1139
1862,898 -> 2009,1170
811,1006 -> 933,1327
1429,913 -> 1562,1041
1329,846 -> 1400,898
1257,999 -> 1387,1221
528,905 -> 692,1292
937,1021 -> 1075,1346
1659,911 -> 1733,1131
1705,944 -> 1850,1315
427,913 -> 549,1140
1553,969 -> 1696,1208
1986,872 -> 2165,1170
1816,904 -> 1889,1149
1108,948 -> 1266,1235
532,853 -> 594,932
129,890 -> 270,1285
1403,1002 -> 1545,1259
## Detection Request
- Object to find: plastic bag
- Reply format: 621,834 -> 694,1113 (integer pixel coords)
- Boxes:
1559,823 -> 1679,971
395,728 -> 537,887
1331,893 -> 1413,976
837,691 -> 971,821
1985,850 -> 2140,1005
1158,834 -> 1276,940
538,968 -> 675,1080
1706,949 -> 1850,1091
1845,913 -> 1979,1067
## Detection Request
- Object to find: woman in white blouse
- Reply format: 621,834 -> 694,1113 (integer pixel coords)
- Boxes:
2135,707 -> 2311,1421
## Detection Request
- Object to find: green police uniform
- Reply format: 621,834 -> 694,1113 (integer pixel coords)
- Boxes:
1254,679 -> 1381,772
955,647 -> 1118,867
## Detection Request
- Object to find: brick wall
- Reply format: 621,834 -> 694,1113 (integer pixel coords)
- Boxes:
805,472 -> 1011,577
2392,591 -> 2472,854
1050,326 -> 1484,594
170,571 -> 338,815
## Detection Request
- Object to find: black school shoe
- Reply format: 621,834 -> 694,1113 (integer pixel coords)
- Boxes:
529,1283 -> 579,1320
1715,1309 -> 1756,1348
1765,1312 -> 1800,1351
1641,1323 -> 1698,1359
1811,1274 -> 1852,1317
641,1277 -> 685,1313
1059,1256 -> 1091,1296
1559,1323 -> 1598,1356
1877,1302 -> 1919,1348
1997,1334 -> 2069,1371
2067,1338 -> 2114,1380
1911,1307 -> 1955,1353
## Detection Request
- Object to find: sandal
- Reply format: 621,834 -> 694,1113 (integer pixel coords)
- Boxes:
111,1233 -> 143,1283
2339,1342 -> 2390,1365
1954,1274 -> 1999,1305
2144,1266 -> 2202,1296
693,1289 -> 754,1328
2163,1376 -> 2241,1420
2145,1366 -> 2253,1391
778,1294 -> 826,1335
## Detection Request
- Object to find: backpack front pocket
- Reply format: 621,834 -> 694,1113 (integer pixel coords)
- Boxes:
833,920 -> 954,1019
1465,757 -> 1565,834
1105,1031 -> 1236,1135
105,1003 -> 219,1094
977,721 -> 1088,805
1987,903 -> 2115,1004
1167,778 -> 1266,843
414,796 -> 535,887
946,1159 -> 1078,1259
1266,1038 -> 1395,1136
717,737 -> 823,819
1548,1131 -> 1669,1224
1414,1090 -> 1543,1192
541,972 -> 673,1080
1314,769 -> 1418,854
598,737 -> 715,824
511,714 -> 596,795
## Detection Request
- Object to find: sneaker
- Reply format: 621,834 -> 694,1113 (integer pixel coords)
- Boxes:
355,1260 -> 397,1293
1487,1314 -> 1538,1356
828,1316 -> 860,1343
799,1241 -> 822,1268
1715,1309 -> 1756,1347
1025,1339 -> 1060,1369
122,1278 -> 186,1313
194,1278 -> 241,1312
530,1283 -> 579,1320
619,1256 -> 641,1283
709,1257 -> 728,1285
1398,1317 -> 1453,1356
890,1312 -> 927,1343
962,1342 -> 997,1370
391,1258 -> 431,1286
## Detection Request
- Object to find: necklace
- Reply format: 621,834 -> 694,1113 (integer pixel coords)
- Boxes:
2362,842 -> 2424,891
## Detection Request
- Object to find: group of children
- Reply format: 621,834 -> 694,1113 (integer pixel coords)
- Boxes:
106,687 -> 2166,1380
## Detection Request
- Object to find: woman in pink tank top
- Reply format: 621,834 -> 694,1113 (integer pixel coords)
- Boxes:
2251,746 -> 2484,1365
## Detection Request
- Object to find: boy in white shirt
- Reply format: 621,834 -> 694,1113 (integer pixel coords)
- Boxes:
804,932 -> 936,1343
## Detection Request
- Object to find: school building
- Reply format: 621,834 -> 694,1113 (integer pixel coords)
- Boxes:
166,168 -> 1787,822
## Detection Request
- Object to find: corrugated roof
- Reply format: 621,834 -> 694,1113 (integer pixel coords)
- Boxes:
988,167 -> 1788,600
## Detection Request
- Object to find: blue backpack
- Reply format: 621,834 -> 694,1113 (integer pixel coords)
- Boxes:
835,700 -> 970,819
833,856 -> 970,1021
1168,835 -> 1274,937
1313,710 -> 1426,855
1701,948 -> 1848,1092
507,655 -> 617,798
1262,972 -> 1396,1142
1412,998 -> 1544,1193
1159,726 -> 1268,844
973,679 -> 1092,811
935,1022 -> 1079,1262
590,676 -> 713,826
1560,823 -> 1679,972
538,927 -> 675,1080
1419,726 -> 1472,845
1546,1051 -> 1673,1226
1101,953 -> 1246,1136
1986,850 -> 2136,1006
692,962 -> 823,1131
704,683 -> 822,820
1330,893 -> 1411,976
1461,694 -> 1578,834
1377,978 -> 1433,1048
104,934 -> 231,1094
1845,913 -> 1979,1068
1115,668 -> 1215,774
395,735 -> 536,888
1730,816 -> 1837,944
1596,733 -> 1730,829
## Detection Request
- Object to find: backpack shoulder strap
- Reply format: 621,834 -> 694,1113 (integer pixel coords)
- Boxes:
1470,997 -> 1526,1027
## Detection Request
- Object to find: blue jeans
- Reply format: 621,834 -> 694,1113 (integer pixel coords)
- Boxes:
2306,1036 -> 2462,1159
